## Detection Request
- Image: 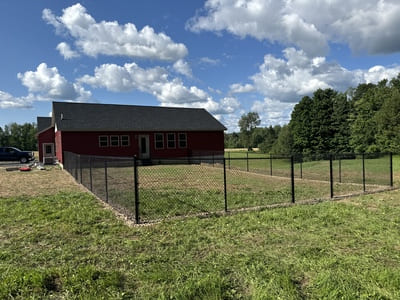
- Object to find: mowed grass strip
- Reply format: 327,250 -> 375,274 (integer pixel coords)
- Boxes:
1,168 -> 400,298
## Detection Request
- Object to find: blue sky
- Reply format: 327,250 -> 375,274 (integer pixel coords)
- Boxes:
2,0 -> 400,132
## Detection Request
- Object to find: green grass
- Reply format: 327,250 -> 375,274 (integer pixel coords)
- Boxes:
1,190 -> 400,298
80,160 -> 392,222
225,151 -> 394,185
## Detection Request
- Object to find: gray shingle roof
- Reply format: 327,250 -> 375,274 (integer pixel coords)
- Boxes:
37,117 -> 52,133
52,102 -> 226,132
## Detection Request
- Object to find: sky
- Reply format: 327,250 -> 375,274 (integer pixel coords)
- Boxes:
2,0 -> 400,132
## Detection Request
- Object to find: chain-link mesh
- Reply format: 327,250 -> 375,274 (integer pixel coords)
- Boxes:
226,166 -> 292,208
138,157 -> 225,222
63,151 -> 394,223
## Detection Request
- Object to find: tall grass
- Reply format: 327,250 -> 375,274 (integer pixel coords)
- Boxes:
1,190 -> 400,298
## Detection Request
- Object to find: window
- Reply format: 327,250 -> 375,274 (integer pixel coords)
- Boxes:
99,136 -> 108,147
167,133 -> 175,148
121,135 -> 130,147
155,133 -> 164,149
178,133 -> 187,148
45,145 -> 52,154
110,135 -> 119,147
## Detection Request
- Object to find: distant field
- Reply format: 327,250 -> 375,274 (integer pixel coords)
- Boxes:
1,167 -> 400,299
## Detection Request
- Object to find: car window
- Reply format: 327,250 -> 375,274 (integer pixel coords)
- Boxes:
6,148 -> 16,154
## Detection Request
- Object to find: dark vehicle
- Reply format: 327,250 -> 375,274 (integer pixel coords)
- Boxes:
0,147 -> 34,163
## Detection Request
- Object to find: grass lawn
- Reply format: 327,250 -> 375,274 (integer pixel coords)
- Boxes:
78,163 -> 385,223
1,167 -> 400,298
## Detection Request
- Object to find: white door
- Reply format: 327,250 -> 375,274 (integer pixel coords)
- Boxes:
138,135 -> 150,159
43,143 -> 54,158
42,143 -> 55,163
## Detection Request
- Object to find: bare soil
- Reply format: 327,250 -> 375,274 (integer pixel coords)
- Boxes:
0,166 -> 85,198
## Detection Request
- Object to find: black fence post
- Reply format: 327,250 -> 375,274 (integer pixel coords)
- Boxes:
329,154 -> 334,198
75,154 -> 78,180
300,155 -> 303,179
79,155 -> 82,184
228,152 -> 231,170
270,155 -> 273,176
362,153 -> 366,192
291,155 -> 295,203
246,152 -> 249,172
212,153 -> 215,167
223,158 -> 228,212
338,156 -> 342,183
390,152 -> 393,187
104,160 -> 108,202
89,156 -> 93,192
133,156 -> 140,224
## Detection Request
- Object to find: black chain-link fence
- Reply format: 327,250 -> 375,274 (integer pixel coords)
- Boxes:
64,151 -> 394,223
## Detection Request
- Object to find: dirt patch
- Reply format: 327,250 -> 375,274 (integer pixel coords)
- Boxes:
0,166 -> 86,198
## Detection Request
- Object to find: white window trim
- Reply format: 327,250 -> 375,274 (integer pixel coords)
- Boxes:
99,135 -> 108,147
167,133 -> 176,149
155,133 -> 164,149
178,133 -> 187,148
121,135 -> 130,147
110,135 -> 119,147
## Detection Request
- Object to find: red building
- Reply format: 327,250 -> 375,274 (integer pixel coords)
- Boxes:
37,101 -> 226,164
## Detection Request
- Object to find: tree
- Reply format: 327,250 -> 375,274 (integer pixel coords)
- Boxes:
290,95 -> 313,154
238,112 -> 260,150
270,125 -> 293,155
0,122 -> 37,150
331,93 -> 353,153
350,81 -> 389,153
224,132 -> 243,148
259,125 -> 281,153
375,89 -> 400,153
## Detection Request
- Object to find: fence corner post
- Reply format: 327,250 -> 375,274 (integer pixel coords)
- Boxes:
79,154 -> 83,184
89,156 -> 93,192
133,156 -> 140,224
291,155 -> 295,203
223,158 -> 228,212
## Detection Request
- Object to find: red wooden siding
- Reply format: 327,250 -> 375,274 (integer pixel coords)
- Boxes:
37,127 -> 55,162
50,130 -> 224,163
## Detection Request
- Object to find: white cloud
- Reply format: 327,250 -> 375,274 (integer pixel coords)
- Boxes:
79,62 -> 240,116
187,0 -> 328,56
56,42 -> 80,59
362,65 -> 400,84
251,98 -> 295,126
200,57 -> 220,65
172,59 -> 192,77
230,83 -> 254,94
0,91 -> 33,109
232,47 -> 400,128
188,0 -> 400,56
219,96 -> 240,113
17,63 -> 91,101
248,48 -> 356,102
43,3 -> 188,61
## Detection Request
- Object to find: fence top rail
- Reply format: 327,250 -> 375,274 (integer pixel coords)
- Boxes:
64,151 -> 392,162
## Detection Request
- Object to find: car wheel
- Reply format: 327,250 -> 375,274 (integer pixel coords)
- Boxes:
20,157 -> 28,164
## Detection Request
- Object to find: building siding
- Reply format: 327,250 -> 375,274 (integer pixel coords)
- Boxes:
37,127 -> 55,162
51,130 -> 224,163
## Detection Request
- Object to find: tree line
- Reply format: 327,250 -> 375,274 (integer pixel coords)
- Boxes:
226,74 -> 400,154
0,123 -> 37,150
